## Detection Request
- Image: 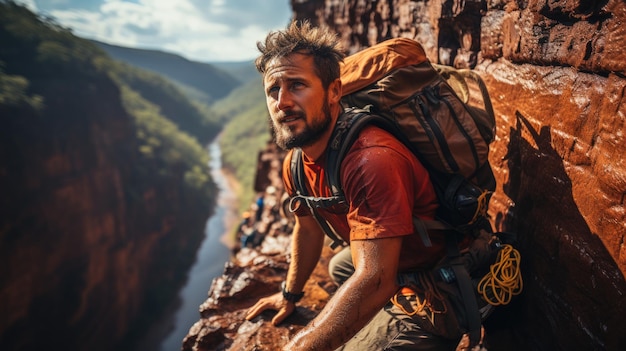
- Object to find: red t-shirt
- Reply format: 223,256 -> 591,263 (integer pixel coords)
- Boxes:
283,125 -> 448,270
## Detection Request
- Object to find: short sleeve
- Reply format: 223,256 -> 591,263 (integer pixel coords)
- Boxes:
341,142 -> 418,241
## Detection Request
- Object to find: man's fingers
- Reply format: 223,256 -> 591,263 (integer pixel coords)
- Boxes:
245,308 -> 258,321
271,309 -> 288,326
245,300 -> 269,321
245,293 -> 295,324
271,304 -> 295,326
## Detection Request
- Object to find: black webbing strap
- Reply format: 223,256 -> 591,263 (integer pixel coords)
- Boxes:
289,148 -> 345,249
445,233 -> 482,347
286,110 -> 373,249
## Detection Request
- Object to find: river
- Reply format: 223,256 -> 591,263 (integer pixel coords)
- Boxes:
157,139 -> 238,351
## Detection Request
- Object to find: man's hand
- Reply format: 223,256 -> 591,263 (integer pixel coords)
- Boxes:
245,292 -> 296,326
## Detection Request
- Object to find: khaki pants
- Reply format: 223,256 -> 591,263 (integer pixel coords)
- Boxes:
330,247 -> 460,351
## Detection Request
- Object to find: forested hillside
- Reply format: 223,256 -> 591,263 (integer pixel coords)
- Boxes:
209,60 -> 259,85
94,40 -> 240,106
213,77 -> 272,211
0,1 -> 221,350
95,41 -> 272,209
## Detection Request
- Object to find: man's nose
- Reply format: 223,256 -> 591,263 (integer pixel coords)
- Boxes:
277,89 -> 293,110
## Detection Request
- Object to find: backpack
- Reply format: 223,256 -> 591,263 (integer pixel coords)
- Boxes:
287,37 -> 505,347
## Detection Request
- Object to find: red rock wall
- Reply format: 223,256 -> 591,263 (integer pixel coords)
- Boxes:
0,62 -> 212,351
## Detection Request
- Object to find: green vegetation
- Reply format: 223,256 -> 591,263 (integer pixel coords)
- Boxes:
211,76 -> 264,122
0,0 -> 219,199
209,60 -> 260,84
214,78 -> 273,211
119,84 -> 213,197
104,58 -> 222,144
93,40 -> 240,104
0,66 -> 43,110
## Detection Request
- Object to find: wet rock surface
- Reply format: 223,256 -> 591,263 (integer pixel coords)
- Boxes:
184,1 -> 626,350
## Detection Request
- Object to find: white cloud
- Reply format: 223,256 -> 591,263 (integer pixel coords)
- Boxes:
19,0 -> 291,62
16,0 -> 38,11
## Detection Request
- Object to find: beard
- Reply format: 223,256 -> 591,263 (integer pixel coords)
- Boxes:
271,98 -> 333,150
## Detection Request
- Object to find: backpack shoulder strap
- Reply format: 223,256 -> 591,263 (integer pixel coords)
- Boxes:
289,148 -> 346,249
444,233 -> 482,347
325,106 -> 409,196
286,108 -> 383,249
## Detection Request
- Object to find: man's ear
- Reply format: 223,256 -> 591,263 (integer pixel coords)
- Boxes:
328,78 -> 342,104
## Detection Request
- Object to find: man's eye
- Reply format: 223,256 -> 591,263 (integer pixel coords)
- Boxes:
267,86 -> 279,95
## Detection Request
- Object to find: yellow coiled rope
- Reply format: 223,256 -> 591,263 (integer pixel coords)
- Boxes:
477,244 -> 523,305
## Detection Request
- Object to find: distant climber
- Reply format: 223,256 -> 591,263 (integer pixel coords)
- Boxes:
254,194 -> 265,222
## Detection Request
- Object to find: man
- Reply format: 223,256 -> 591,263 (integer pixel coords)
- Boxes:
245,21 -> 464,350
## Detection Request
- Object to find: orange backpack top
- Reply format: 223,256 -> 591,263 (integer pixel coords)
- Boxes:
340,38 -> 429,95
339,37 -> 495,181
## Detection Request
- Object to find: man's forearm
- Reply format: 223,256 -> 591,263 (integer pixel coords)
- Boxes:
285,216 -> 325,293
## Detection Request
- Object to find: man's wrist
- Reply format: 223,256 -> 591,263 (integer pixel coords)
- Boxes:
281,281 -> 304,303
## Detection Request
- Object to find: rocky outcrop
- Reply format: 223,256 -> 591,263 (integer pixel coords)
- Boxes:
185,1 -> 626,350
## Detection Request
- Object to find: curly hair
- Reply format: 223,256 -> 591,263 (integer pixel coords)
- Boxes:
255,20 -> 344,89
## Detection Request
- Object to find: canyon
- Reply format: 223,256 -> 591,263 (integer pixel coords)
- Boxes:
0,3 -> 222,349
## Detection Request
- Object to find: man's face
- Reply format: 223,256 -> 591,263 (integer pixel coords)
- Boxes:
263,53 -> 333,150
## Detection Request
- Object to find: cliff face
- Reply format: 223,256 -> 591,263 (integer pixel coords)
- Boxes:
185,1 -> 626,350
0,66 -> 212,351
0,4 -> 216,350
301,2 -> 626,349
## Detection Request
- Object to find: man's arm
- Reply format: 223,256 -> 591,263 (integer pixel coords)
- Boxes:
245,215 -> 325,325
283,236 -> 402,351
285,214 -> 326,295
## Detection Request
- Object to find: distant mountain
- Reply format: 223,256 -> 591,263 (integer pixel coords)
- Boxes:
92,40 -> 241,104
210,60 -> 260,84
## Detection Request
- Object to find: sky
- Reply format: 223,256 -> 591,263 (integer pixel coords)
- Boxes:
15,0 -> 293,63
